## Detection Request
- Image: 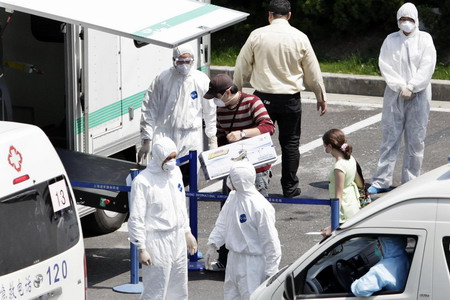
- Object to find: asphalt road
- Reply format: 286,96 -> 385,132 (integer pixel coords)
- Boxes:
84,91 -> 450,299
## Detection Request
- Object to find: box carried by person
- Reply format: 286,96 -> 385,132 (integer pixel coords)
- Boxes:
199,133 -> 277,180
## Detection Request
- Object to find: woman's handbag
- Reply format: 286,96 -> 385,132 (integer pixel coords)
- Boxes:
355,161 -> 372,207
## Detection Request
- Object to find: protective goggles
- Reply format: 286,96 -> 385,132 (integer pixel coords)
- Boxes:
173,57 -> 194,64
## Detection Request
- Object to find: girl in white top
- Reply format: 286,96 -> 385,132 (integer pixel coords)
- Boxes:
321,129 -> 362,236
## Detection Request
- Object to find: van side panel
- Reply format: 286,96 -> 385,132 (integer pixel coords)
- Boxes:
432,199 -> 450,299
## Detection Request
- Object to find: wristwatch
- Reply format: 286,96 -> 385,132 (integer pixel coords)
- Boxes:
240,130 -> 246,138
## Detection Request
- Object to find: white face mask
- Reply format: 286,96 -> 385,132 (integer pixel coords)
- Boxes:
176,64 -> 192,76
213,89 -> 233,107
162,159 -> 176,172
213,97 -> 226,107
399,20 -> 415,33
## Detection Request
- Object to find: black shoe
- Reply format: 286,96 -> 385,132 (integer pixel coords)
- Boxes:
283,188 -> 301,198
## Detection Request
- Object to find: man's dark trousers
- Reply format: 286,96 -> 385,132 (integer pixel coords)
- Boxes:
254,91 -> 302,196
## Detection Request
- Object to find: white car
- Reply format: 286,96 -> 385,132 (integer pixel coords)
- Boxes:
251,159 -> 450,300
1,122 -> 86,299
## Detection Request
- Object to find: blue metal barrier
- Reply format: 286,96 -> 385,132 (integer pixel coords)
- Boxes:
330,199 -> 340,231
187,151 -> 204,270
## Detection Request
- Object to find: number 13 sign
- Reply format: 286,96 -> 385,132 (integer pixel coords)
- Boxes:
49,180 -> 71,212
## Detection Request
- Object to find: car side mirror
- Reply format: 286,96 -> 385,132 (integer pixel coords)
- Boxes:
284,272 -> 296,300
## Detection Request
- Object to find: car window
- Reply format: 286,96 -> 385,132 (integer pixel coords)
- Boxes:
295,235 -> 417,298
0,175 -> 80,276
443,237 -> 450,273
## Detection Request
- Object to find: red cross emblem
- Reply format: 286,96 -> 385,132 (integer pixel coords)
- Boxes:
8,145 -> 23,172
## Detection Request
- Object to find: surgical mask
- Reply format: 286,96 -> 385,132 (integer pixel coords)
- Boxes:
213,97 -> 226,107
176,64 -> 192,76
213,89 -> 233,107
399,20 -> 415,33
226,176 -> 234,190
163,159 -> 176,172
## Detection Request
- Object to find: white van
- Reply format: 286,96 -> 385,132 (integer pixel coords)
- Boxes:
1,121 -> 86,299
251,160 -> 450,300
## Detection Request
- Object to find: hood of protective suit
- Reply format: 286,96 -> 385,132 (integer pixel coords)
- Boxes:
379,236 -> 407,259
397,2 -> 419,30
173,43 -> 195,59
228,161 -> 256,193
148,137 -> 177,172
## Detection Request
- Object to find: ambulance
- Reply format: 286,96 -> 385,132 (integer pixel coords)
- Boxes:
0,121 -> 86,299
0,0 -> 248,233
250,159 -> 450,300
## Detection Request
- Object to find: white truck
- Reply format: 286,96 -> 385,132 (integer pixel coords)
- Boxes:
1,121 -> 87,299
251,159 -> 450,300
0,0 -> 247,233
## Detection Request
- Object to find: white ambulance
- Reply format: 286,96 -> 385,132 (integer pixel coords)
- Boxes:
1,121 -> 86,299
251,159 -> 450,300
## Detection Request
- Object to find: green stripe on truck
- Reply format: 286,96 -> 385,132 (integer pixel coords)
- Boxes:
133,4 -> 220,38
74,90 -> 146,135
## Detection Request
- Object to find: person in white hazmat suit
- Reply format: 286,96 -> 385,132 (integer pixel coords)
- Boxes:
128,137 -> 198,300
351,236 -> 410,297
138,43 -> 217,173
206,161 -> 282,299
368,2 -> 436,194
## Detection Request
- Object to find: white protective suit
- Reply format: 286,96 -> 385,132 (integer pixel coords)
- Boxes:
351,236 -> 410,297
372,2 -> 436,188
128,137 -> 191,300
140,44 -> 216,159
208,161 -> 282,300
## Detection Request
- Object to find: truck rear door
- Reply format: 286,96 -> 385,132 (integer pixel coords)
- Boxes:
0,0 -> 248,48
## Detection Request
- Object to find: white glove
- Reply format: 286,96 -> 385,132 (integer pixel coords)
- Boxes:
185,232 -> 198,255
138,139 -> 150,163
208,136 -> 218,150
400,86 -> 413,99
139,249 -> 152,266
205,244 -> 218,270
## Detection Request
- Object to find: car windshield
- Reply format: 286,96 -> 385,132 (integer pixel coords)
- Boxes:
0,175 -> 80,276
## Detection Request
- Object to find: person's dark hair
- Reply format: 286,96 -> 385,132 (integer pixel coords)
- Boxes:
268,0 -> 291,17
322,128 -> 352,160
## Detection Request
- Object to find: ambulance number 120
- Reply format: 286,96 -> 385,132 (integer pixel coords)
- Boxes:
46,261 -> 68,285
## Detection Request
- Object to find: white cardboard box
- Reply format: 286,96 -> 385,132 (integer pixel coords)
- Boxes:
199,133 -> 277,180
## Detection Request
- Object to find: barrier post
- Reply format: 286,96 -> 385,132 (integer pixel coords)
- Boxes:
113,169 -> 143,294
330,198 -> 340,231
187,150 -> 205,270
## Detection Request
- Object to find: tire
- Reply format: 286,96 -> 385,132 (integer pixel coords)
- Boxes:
82,209 -> 127,235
